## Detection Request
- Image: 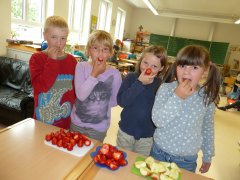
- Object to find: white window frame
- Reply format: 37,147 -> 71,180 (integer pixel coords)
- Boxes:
68,0 -> 92,45
114,7 -> 126,41
11,0 -> 54,41
97,0 -> 112,32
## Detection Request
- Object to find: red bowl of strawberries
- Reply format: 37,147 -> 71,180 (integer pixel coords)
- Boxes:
91,143 -> 128,171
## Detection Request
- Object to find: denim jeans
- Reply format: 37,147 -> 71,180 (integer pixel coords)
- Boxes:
150,143 -> 197,172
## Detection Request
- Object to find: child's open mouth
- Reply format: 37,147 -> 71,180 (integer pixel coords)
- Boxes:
183,78 -> 191,82
98,58 -> 103,62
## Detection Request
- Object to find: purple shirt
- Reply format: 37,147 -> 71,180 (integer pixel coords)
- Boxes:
71,62 -> 122,132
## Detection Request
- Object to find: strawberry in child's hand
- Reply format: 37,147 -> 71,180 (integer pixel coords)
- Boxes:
145,68 -> 152,75
98,57 -> 103,62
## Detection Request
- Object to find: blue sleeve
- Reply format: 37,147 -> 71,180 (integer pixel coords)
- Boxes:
109,69 -> 122,107
117,73 -> 145,108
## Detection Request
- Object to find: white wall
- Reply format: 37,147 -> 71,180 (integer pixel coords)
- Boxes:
0,0 -> 11,56
54,0 -> 69,21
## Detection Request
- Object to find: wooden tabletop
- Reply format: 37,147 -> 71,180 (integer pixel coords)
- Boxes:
0,119 -> 213,180
0,118 -> 100,180
119,58 -> 138,64
7,44 -> 41,53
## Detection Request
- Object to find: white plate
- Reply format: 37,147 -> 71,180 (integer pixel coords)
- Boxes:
44,140 -> 94,157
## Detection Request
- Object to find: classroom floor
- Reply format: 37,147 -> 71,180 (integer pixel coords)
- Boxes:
104,96 -> 240,180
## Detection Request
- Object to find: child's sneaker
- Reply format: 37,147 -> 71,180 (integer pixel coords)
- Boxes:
218,106 -> 227,111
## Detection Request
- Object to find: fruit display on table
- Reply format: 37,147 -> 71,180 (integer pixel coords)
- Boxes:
44,128 -> 94,157
91,143 -> 128,171
132,156 -> 182,180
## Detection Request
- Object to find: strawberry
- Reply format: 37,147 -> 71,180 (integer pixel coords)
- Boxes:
109,145 -> 117,153
93,155 -> 99,163
100,144 -> 110,155
51,137 -> 57,145
84,139 -> 91,146
62,142 -> 68,148
109,161 -> 119,170
70,139 -> 76,147
77,139 -> 84,147
73,134 -> 80,141
63,136 -> 70,143
57,139 -> 63,147
105,159 -> 112,167
145,68 -> 152,75
118,159 -> 127,166
60,128 -> 65,133
81,134 -> 88,140
45,134 -> 52,141
99,154 -> 107,164
113,151 -> 124,161
67,144 -> 73,151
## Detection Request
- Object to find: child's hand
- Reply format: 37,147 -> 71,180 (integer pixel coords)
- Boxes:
199,162 -> 211,173
91,58 -> 106,78
47,47 -> 62,59
138,69 -> 155,85
175,79 -> 195,99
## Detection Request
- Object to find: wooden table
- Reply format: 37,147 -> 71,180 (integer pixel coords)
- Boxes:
119,58 -> 138,65
0,119 -> 213,180
0,118 -> 100,180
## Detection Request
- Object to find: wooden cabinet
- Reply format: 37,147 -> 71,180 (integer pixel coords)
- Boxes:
133,31 -> 150,53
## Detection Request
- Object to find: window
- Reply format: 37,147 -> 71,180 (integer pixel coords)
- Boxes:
11,0 -> 54,41
97,0 -> 112,32
114,7 -> 126,40
68,0 -> 92,45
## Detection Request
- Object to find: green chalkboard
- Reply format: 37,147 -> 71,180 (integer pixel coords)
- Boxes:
167,37 -> 211,56
149,34 -> 169,49
185,38 -> 211,49
209,42 -> 229,65
167,37 -> 186,56
149,33 -> 229,65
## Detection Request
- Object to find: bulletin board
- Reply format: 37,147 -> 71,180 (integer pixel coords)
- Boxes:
90,15 -> 97,33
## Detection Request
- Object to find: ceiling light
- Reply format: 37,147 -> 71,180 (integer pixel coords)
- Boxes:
142,0 -> 159,15
235,18 -> 240,24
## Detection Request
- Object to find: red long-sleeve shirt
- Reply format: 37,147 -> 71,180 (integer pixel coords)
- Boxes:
30,52 -> 77,129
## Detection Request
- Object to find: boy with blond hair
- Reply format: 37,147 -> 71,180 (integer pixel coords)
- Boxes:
30,16 -> 77,129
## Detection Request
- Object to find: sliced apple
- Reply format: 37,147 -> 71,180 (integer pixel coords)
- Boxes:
139,167 -> 151,176
135,161 -> 146,169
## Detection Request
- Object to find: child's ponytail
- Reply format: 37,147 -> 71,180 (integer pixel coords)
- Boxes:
201,63 -> 221,106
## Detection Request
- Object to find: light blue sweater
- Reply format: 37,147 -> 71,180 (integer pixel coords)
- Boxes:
152,81 -> 215,162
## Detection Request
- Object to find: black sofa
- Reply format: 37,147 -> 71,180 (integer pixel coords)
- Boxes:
0,57 -> 34,126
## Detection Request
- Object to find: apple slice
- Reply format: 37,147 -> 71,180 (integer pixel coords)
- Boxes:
135,161 -> 146,169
